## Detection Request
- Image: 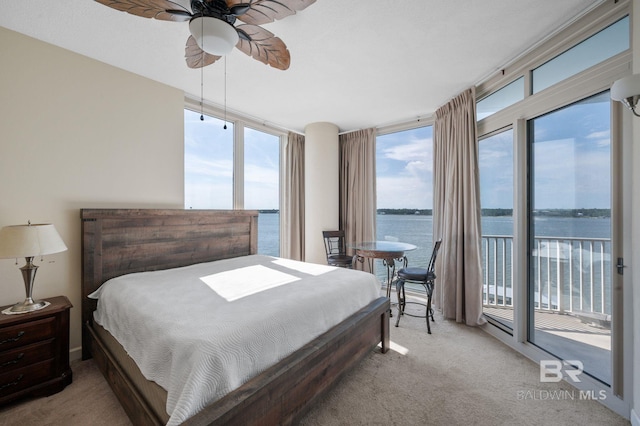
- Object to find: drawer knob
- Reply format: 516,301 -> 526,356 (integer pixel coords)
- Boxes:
0,331 -> 25,346
0,374 -> 23,391
1,353 -> 24,368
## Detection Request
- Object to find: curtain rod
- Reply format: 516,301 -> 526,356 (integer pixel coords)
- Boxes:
186,97 -> 436,136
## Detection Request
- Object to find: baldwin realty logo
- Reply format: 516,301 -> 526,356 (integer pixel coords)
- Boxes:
516,360 -> 607,401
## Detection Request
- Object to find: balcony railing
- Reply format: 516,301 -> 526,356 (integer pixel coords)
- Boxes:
482,235 -> 612,320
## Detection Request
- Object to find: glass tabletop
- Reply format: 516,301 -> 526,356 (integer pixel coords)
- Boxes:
350,241 -> 417,253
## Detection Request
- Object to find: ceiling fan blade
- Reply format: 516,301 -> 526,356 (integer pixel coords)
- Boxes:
95,0 -> 192,22
229,4 -> 251,16
158,9 -> 194,22
235,24 -> 290,70
185,35 -> 222,68
225,0 -> 316,25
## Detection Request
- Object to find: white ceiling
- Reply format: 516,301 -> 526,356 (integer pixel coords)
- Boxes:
0,0 -> 601,133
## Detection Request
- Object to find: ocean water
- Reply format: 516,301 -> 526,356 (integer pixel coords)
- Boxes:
256,213 -> 612,299
257,213 -> 611,261
258,213 -> 436,267
257,213 -> 280,256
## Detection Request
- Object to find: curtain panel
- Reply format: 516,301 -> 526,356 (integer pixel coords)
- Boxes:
433,87 -> 485,326
282,132 -> 305,261
339,128 -> 377,272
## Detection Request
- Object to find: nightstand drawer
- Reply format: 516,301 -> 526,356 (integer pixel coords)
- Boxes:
0,340 -> 56,374
0,359 -> 55,398
0,296 -> 72,405
0,317 -> 56,351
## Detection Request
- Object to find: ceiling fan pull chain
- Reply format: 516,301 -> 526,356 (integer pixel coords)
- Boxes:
200,15 -> 205,121
200,62 -> 204,121
223,56 -> 228,130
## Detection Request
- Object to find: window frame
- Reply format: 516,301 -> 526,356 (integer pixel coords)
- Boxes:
183,99 -> 288,256
475,0 -> 631,415
374,123 -> 435,275
477,2 -> 630,135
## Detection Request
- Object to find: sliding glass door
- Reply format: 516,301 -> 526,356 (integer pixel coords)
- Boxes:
528,91 -> 612,384
480,129 -> 514,330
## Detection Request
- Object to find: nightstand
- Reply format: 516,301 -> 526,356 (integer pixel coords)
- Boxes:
0,296 -> 72,405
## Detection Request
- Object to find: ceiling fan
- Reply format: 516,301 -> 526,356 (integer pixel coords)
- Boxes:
95,0 -> 317,70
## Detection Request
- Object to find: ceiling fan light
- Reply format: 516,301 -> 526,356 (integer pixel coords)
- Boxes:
189,16 -> 239,56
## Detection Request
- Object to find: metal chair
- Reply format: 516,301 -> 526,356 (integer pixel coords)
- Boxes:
322,230 -> 353,268
395,239 -> 442,333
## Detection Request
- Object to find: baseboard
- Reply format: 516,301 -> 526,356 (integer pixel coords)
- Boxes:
631,407 -> 640,426
70,346 -> 83,362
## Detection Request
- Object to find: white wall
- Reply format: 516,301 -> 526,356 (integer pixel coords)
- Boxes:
304,122 -> 339,264
0,27 -> 185,357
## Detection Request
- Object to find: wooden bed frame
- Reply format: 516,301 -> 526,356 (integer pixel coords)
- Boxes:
80,209 -> 390,425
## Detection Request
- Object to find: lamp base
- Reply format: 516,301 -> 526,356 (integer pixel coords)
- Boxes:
7,297 -> 48,314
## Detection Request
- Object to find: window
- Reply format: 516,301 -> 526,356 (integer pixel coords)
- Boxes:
479,129 -> 514,329
532,16 -> 629,94
184,110 -> 234,209
185,109 -> 284,256
376,126 -> 433,279
244,127 -> 280,256
477,77 -> 524,120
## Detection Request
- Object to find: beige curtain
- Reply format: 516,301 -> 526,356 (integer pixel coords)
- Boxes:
339,128 -> 377,272
282,132 -> 305,261
433,87 -> 485,326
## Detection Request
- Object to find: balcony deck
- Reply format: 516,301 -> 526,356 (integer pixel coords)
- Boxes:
480,234 -> 613,384
483,306 -> 611,384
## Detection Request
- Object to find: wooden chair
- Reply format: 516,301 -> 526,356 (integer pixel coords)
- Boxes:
322,230 -> 353,268
395,240 -> 442,333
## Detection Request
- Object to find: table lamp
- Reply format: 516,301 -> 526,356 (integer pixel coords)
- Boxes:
0,222 -> 67,314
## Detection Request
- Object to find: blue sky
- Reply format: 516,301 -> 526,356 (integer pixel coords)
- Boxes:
185,110 -> 280,210
243,127 -> 279,210
479,91 -> 611,210
479,130 -> 514,209
186,90 -> 611,212
184,110 -> 234,209
376,127 -> 433,210
184,16 -> 621,213
531,91 -> 611,210
378,91 -> 611,211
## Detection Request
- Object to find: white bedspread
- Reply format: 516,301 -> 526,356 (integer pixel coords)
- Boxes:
90,255 -> 380,425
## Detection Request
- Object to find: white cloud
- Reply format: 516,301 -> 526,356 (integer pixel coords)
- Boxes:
382,138 -> 432,162
586,130 -> 611,148
377,131 -> 433,208
184,180 -> 232,209
377,174 -> 432,209
185,154 -> 233,179
244,164 -> 279,209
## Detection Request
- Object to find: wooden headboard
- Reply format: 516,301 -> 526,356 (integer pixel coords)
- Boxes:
80,209 -> 258,358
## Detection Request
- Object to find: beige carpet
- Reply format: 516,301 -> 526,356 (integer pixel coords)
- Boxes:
0,301 -> 629,426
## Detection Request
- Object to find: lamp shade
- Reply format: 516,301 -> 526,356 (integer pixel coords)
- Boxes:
189,16 -> 239,56
0,223 -> 67,259
610,74 -> 640,101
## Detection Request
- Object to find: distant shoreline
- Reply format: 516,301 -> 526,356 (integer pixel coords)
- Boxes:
259,208 -> 610,218
376,208 -> 609,218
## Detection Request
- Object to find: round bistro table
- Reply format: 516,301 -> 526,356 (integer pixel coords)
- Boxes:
350,241 -> 417,300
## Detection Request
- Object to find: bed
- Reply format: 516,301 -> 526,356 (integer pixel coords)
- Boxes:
80,209 -> 390,425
